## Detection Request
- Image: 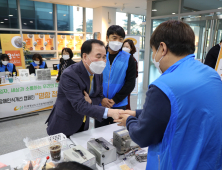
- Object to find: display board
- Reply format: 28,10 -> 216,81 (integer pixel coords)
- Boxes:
0,80 -> 58,118
75,34 -> 84,51
0,34 -> 26,70
125,36 -> 140,94
23,34 -> 55,51
66,35 -> 75,50
58,35 -> 66,51
57,34 -> 83,51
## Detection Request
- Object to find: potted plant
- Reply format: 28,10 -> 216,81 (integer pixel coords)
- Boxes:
23,41 -> 31,65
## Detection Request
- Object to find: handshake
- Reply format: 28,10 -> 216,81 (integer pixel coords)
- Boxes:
84,95 -> 136,126
107,109 -> 136,126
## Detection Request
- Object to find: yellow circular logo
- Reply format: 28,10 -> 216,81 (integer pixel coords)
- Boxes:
125,38 -> 137,45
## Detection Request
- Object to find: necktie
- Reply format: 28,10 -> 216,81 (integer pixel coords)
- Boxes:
83,75 -> 93,123
89,75 -> 93,93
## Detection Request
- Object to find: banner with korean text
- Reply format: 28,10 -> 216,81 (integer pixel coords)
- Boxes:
215,46 -> 222,80
0,80 -> 58,118
0,34 -> 26,70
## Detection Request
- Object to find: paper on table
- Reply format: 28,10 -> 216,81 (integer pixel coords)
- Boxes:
19,69 -> 30,82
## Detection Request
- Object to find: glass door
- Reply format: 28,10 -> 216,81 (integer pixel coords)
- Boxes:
183,18 -> 211,62
183,14 -> 222,63
213,17 -> 222,45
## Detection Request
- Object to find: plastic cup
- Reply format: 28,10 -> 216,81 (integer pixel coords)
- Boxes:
49,141 -> 61,162
9,77 -> 13,83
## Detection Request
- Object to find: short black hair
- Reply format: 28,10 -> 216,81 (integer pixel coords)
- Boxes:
62,48 -> 73,59
0,54 -> 10,61
107,25 -> 125,39
150,20 -> 195,56
32,53 -> 43,65
220,39 -> 222,43
0,54 -> 10,67
81,39 -> 105,58
48,162 -> 93,170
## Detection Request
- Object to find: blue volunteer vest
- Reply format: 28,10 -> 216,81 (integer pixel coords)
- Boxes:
103,51 -> 130,107
57,64 -> 60,70
0,63 -> 14,72
146,54 -> 222,170
31,61 -> 46,69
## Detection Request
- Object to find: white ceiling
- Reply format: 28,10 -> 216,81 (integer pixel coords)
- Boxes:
33,0 -> 148,15
32,0 -> 222,16
183,0 -> 222,11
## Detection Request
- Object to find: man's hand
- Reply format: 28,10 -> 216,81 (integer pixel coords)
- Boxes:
108,99 -> 115,107
34,66 -> 40,69
107,109 -> 122,120
84,91 -> 92,104
119,110 -> 136,117
114,114 -> 131,126
56,80 -> 59,83
101,98 -> 112,108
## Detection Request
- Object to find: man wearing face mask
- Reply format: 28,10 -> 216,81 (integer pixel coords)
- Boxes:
0,54 -> 17,76
95,25 -> 136,128
115,21 -> 222,169
29,54 -> 48,74
46,39 -> 121,137
56,48 -> 76,83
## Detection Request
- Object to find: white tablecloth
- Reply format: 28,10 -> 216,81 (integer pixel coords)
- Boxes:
0,78 -> 58,119
70,123 -> 147,170
0,124 -> 147,170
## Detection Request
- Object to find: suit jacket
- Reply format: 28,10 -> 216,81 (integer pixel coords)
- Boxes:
204,44 -> 220,69
56,59 -> 76,81
46,61 -> 105,136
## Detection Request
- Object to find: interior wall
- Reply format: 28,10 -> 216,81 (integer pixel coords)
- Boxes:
93,7 -> 116,44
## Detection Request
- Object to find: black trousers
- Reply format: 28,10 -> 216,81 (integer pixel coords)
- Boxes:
95,106 -> 126,128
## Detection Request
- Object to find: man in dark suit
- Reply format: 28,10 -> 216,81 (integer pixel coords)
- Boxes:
46,39 -> 120,137
204,40 -> 222,69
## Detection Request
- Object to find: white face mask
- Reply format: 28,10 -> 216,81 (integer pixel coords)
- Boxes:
63,55 -> 70,60
109,41 -> 123,51
122,47 -> 131,53
2,61 -> 9,65
152,46 -> 164,74
34,61 -> 40,65
86,55 -> 106,74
